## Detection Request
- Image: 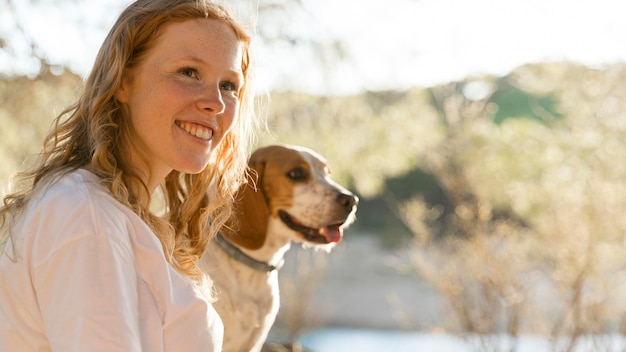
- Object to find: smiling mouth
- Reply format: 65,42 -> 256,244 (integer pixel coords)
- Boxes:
279,210 -> 344,244
176,121 -> 213,140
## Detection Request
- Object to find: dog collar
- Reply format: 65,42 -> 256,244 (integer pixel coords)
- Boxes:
214,232 -> 284,272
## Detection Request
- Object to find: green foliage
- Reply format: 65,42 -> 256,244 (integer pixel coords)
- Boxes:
385,168 -> 447,204
400,62 -> 626,344
491,84 -> 563,124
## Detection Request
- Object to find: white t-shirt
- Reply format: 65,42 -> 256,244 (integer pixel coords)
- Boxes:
0,169 -> 223,351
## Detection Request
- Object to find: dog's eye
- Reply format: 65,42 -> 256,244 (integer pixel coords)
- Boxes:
286,167 -> 308,181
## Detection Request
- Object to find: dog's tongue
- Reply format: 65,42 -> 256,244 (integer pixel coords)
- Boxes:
320,226 -> 343,243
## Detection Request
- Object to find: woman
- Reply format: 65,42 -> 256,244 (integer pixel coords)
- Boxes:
0,0 -> 256,350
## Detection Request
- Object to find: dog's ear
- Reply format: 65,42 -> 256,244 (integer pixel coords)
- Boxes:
222,158 -> 270,250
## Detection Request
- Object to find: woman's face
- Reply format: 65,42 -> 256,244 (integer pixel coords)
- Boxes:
116,18 -> 244,191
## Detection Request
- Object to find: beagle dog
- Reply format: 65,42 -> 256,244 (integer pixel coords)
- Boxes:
200,144 -> 358,352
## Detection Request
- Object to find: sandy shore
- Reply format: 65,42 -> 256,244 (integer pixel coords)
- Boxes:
269,235 -> 449,338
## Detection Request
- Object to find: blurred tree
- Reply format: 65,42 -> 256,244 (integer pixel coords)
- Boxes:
0,0 -> 349,89
490,77 -> 564,125
0,71 -> 82,188
404,62 -> 626,347
1,0 -> 47,75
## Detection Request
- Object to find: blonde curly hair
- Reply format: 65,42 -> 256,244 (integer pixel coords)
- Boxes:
0,0 -> 256,292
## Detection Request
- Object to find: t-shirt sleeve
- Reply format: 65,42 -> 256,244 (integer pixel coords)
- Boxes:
32,232 -> 143,351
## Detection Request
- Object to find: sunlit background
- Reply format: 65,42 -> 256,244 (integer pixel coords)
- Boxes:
2,0 -> 626,351
2,0 -> 626,93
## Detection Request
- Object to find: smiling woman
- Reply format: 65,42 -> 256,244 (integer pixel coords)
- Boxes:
115,18 -> 245,190
0,0 -> 257,351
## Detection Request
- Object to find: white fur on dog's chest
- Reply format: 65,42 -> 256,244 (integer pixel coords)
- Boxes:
203,241 -> 280,352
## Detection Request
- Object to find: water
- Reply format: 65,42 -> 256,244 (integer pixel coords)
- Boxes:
298,328 -> 626,352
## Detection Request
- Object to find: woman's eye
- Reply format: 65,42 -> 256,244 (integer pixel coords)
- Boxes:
178,67 -> 199,78
220,81 -> 239,93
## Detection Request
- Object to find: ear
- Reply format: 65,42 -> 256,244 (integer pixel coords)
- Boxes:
115,71 -> 132,103
222,159 -> 270,250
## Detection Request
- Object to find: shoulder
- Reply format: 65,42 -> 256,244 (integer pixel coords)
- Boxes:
39,169 -> 114,204
17,169 -> 143,259
33,169 -> 130,228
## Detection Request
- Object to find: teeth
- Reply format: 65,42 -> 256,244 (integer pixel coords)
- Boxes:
177,121 -> 213,140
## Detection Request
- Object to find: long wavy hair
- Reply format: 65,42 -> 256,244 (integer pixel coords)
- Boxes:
0,0 -> 256,293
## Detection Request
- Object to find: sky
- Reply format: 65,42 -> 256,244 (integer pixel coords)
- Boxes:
1,0 -> 626,95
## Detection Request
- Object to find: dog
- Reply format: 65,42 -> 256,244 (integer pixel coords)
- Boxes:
200,144 -> 358,352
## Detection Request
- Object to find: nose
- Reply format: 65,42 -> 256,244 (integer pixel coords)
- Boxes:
198,85 -> 225,115
337,192 -> 358,214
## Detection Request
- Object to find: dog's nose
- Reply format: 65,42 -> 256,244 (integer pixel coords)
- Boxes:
337,192 -> 358,213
